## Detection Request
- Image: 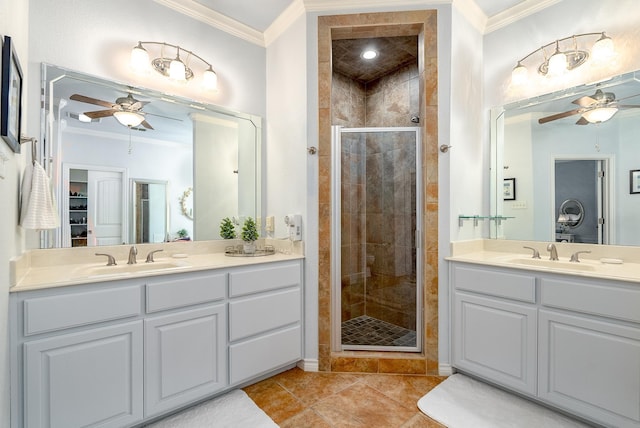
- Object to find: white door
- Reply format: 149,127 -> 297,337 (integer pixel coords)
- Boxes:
88,170 -> 124,246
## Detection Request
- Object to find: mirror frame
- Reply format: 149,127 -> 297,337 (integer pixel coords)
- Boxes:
39,63 -> 262,248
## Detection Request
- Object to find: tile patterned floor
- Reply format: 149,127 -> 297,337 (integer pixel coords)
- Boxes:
243,367 -> 447,427
342,315 -> 417,347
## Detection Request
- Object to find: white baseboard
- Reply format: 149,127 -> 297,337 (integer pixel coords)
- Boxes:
297,358 -> 319,372
439,363 -> 454,376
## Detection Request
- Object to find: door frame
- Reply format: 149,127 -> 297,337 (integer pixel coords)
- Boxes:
550,155 -> 614,244
61,163 -> 128,247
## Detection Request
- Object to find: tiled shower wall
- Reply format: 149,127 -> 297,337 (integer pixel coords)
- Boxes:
333,64 -> 420,330
318,10 -> 439,375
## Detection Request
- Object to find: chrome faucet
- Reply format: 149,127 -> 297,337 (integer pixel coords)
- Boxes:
128,245 -> 138,264
95,253 -> 117,266
570,250 -> 591,263
523,246 -> 541,259
546,243 -> 559,261
146,249 -> 163,263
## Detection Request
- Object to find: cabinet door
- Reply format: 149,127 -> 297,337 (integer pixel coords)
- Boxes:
453,292 -> 537,395
23,322 -> 143,428
539,310 -> 640,428
145,304 -> 227,417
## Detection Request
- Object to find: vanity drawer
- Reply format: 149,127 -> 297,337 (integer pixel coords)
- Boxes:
23,286 -> 142,336
540,278 -> 640,324
229,288 -> 301,341
452,265 -> 536,303
146,273 -> 226,313
229,262 -> 301,297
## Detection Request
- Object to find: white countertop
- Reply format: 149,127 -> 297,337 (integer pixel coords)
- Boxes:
10,239 -> 304,292
447,239 -> 640,284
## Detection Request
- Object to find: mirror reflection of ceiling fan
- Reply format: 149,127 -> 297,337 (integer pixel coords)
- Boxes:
538,89 -> 640,125
70,93 -> 182,130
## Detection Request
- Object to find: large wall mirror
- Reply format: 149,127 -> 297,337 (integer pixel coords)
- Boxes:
40,64 -> 261,249
491,69 -> 640,246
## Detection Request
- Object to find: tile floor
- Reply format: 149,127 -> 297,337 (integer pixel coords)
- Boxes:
341,315 -> 417,347
243,367 -> 447,427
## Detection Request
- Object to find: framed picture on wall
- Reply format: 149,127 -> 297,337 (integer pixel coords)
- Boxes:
630,170 -> 640,194
1,35 -> 23,153
503,178 -> 516,200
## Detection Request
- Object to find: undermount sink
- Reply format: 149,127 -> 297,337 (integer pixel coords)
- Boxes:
504,257 -> 596,272
81,260 -> 190,277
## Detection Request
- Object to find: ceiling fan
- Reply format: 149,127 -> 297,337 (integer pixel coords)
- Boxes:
538,89 -> 640,125
70,92 -> 159,129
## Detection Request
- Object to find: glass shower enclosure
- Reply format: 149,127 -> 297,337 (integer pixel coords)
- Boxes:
331,126 -> 422,352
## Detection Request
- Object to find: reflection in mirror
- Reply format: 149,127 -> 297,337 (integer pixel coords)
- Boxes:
40,64 -> 261,249
131,179 -> 168,244
491,69 -> 640,246
180,187 -> 193,220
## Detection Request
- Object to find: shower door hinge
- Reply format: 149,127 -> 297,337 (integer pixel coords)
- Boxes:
598,170 -> 605,178
599,217 -> 605,225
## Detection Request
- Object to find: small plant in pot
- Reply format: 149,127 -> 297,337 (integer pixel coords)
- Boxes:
219,217 -> 237,239
241,217 -> 259,254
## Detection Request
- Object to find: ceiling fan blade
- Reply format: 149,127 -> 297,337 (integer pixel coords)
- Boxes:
83,109 -> 117,119
538,108 -> 582,124
70,94 -> 114,109
575,117 -> 589,125
572,95 -> 596,107
140,120 -> 154,130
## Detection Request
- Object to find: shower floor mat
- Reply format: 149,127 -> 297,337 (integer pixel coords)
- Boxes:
341,315 -> 416,347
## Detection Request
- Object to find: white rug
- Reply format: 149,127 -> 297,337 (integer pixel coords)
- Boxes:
417,374 -> 592,428
147,389 -> 279,427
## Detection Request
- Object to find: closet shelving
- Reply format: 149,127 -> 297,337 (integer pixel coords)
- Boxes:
69,169 -> 88,247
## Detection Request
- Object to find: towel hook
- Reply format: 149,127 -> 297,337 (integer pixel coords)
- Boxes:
20,135 -> 38,164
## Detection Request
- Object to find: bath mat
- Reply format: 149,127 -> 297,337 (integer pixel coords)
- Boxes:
417,374 -> 591,428
147,389 -> 278,427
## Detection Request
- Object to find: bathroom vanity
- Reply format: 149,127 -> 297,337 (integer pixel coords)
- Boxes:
9,249 -> 303,428
449,242 -> 640,428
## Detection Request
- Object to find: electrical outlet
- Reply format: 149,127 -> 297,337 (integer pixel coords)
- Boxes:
265,216 -> 274,232
511,201 -> 527,209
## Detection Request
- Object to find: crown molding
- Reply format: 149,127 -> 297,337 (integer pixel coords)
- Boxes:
264,0 -> 306,46
153,0 -> 265,46
303,0 -> 450,12
485,0 -> 561,34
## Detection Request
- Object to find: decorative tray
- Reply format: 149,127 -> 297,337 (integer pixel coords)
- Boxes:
224,245 -> 276,257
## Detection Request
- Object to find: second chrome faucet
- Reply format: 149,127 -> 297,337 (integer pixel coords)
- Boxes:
546,243 -> 559,261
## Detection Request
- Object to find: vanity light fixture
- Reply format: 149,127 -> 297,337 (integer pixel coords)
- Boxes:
511,32 -> 614,85
130,41 -> 218,91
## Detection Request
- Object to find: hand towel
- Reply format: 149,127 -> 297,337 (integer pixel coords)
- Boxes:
20,161 -> 60,229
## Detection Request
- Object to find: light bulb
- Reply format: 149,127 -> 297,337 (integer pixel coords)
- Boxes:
591,33 -> 615,61
362,50 -> 377,60
511,62 -> 528,85
582,107 -> 618,123
169,54 -> 187,81
130,42 -> 149,73
203,67 -> 218,91
547,50 -> 567,76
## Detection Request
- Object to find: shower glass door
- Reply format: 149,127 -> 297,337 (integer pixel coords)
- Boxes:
332,126 -> 422,352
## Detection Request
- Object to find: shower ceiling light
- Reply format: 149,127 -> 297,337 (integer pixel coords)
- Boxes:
362,49 -> 378,60
130,41 -> 218,91
511,32 -> 615,85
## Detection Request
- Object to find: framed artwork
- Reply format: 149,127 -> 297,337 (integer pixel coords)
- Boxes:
503,178 -> 516,200
1,35 -> 23,153
630,170 -> 640,194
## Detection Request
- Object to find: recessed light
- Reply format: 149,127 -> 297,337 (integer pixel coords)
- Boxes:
362,50 -> 378,60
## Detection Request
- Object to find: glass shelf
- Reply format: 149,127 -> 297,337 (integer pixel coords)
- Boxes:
458,215 -> 515,227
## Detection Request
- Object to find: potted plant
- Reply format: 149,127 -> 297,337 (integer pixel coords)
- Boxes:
176,228 -> 189,241
219,217 -> 237,239
241,217 -> 259,254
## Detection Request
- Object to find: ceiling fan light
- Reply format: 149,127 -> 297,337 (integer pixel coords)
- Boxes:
169,56 -> 187,81
547,49 -> 567,76
114,111 -> 145,127
203,67 -> 218,91
130,42 -> 149,73
582,107 -> 618,123
591,32 -> 615,61
511,62 -> 528,85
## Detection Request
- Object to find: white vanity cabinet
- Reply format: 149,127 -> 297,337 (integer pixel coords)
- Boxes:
450,261 -> 640,428
10,258 -> 304,428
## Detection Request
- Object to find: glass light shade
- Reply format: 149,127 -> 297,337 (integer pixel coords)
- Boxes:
582,107 -> 618,123
511,63 -> 528,85
203,67 -> 218,91
591,34 -> 615,61
78,113 -> 92,123
548,51 -> 567,76
130,43 -> 149,73
169,57 -> 187,81
113,111 -> 145,127
362,50 -> 377,59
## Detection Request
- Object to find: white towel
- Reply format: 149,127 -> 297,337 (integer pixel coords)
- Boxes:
20,161 -> 60,229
